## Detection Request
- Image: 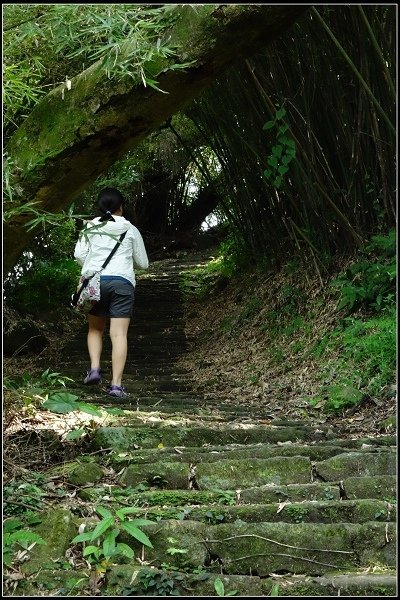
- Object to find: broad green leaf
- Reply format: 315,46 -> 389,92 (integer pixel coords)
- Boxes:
115,507 -> 141,520
3,551 -> 12,568
72,531 -> 93,543
25,386 -> 45,395
267,156 -> 278,168
276,107 -> 286,120
76,402 -> 103,417
4,519 -> 23,533
116,543 -> 135,559
130,518 -> 155,527
214,577 -> 225,596
95,506 -> 113,520
120,522 -> 153,548
102,529 -> 119,558
272,145 -> 283,157
83,545 -> 100,557
262,120 -> 275,130
42,393 -> 79,414
278,165 -> 289,175
9,530 -> 46,547
65,428 -> 86,441
277,135 -> 289,145
90,517 -> 114,542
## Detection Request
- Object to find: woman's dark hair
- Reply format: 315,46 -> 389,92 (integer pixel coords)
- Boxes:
98,187 -> 124,222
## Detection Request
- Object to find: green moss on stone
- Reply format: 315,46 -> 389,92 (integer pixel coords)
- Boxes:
68,461 -> 104,486
21,509 -> 78,576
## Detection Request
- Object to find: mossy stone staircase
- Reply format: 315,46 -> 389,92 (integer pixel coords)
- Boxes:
20,258 -> 397,596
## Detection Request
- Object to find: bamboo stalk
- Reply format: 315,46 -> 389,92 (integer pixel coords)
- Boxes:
357,5 -> 395,99
311,7 -> 395,136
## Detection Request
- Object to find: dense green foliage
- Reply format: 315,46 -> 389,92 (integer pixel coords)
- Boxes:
9,258 -> 80,313
4,5 -> 396,287
331,230 -> 396,313
310,310 -> 396,412
182,228 -> 396,414
3,4 -> 183,137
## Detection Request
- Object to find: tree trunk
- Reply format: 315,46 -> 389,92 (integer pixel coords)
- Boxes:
4,4 -> 308,274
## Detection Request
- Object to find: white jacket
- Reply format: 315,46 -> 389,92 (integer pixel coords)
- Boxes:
74,216 -> 149,286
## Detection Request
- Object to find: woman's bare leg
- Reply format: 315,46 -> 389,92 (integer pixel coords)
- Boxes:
109,317 -> 131,386
87,314 -> 106,369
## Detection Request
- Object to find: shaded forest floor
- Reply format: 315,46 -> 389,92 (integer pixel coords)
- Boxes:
3,247 -> 396,477
176,249 -> 396,441
3,248 -> 397,597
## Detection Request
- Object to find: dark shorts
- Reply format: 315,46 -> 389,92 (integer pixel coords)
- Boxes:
89,279 -> 135,318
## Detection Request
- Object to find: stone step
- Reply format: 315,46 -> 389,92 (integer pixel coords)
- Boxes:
91,423 -> 326,451
106,441 -> 395,467
62,337 -> 188,349
13,562 -> 399,596
78,475 -> 396,505
18,258 -> 396,597
59,373 -> 193,387
79,497 -> 397,524
110,519 -> 397,576
105,567 -> 398,597
119,451 -> 396,490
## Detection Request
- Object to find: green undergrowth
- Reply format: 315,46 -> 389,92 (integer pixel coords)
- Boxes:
309,310 -> 395,412
181,230 -> 396,415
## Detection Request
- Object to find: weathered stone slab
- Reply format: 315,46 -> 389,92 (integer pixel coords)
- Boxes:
8,569 -> 89,597
92,424 -> 316,451
105,566 -> 398,597
343,475 -> 397,501
241,475 -> 397,504
118,520 -> 396,576
130,499 -> 396,525
20,509 -> 78,576
108,443 -> 361,467
315,451 -> 396,480
121,455 -> 311,489
68,461 -> 104,486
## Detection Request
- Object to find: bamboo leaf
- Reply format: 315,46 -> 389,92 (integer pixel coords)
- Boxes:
72,531 -> 93,543
115,507 -> 141,520
120,522 -> 153,548
102,529 -> 119,558
90,517 -> 114,542
95,506 -> 114,520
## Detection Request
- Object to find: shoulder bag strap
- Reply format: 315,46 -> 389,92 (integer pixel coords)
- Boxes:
101,231 -> 127,270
